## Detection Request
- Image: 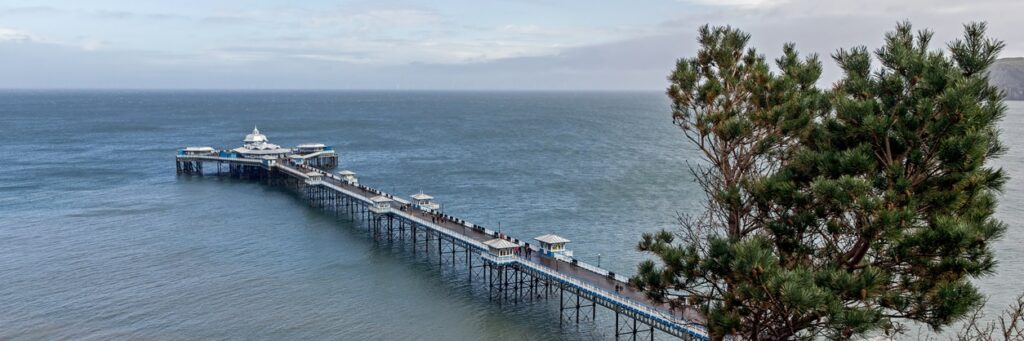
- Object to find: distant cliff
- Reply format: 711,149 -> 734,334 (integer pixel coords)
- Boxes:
990,58 -> 1024,100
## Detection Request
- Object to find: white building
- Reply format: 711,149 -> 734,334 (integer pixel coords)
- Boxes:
304,172 -> 323,185
182,146 -> 215,155
296,143 -> 326,154
338,170 -> 358,184
485,238 -> 518,259
534,234 -> 572,257
410,192 -> 440,212
369,195 -> 393,214
232,127 -> 291,158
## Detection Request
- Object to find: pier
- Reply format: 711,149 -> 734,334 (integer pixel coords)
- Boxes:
176,128 -> 708,340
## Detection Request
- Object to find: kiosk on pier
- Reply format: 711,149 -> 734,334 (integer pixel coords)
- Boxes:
485,238 -> 518,260
410,192 -> 440,212
369,195 -> 393,214
534,234 -> 571,257
296,143 -> 326,153
304,172 -> 323,185
338,170 -> 358,184
182,146 -> 215,156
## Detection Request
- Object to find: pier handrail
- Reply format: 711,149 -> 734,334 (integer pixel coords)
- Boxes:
550,253 -> 629,283
277,163 -> 310,178
288,150 -> 336,159
302,162 -> 704,337
481,253 -> 708,339
400,211 -> 490,251
176,155 -> 263,164
297,165 -> 490,251
523,259 -> 707,334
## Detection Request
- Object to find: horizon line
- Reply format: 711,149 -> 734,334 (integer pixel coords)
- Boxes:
0,87 -> 667,93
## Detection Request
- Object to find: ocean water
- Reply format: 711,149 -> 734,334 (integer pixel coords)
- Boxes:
0,90 -> 1020,340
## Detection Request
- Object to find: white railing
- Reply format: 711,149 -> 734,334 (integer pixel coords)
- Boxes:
480,253 -> 516,265
289,150 -> 335,159
322,182 -> 372,204
486,254 -> 708,339
399,212 -> 490,251
286,163 -> 707,339
298,167 -> 489,251
177,155 -> 263,164
277,164 -> 310,179
570,258 -> 631,283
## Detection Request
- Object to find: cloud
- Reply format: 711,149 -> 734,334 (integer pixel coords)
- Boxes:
682,0 -> 789,9
0,6 -> 62,16
656,0 -> 1024,87
684,0 -> 1024,20
342,9 -> 442,29
199,14 -> 259,26
0,5 -> 188,21
0,3 -> 644,67
0,27 -> 37,42
0,0 -> 1022,90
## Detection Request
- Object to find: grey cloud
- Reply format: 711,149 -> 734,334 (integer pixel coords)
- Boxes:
0,6 -> 63,16
199,15 -> 260,26
0,5 -> 191,21
93,10 -> 133,20
1,0 -> 1021,91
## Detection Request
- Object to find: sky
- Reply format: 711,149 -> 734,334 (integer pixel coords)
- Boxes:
1,0 -> 1023,90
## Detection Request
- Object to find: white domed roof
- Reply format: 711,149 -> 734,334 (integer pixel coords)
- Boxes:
243,126 -> 268,143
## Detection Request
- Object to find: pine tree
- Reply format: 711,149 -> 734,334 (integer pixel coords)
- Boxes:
631,22 -> 1007,340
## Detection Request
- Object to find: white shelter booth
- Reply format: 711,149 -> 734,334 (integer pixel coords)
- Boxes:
296,143 -> 326,154
485,238 -> 518,259
338,170 -> 358,184
182,146 -> 215,155
534,234 -> 572,257
369,195 -> 393,214
410,192 -> 440,212
304,172 -> 323,185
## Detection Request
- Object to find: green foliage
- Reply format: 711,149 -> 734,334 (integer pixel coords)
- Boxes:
632,22 -> 1008,340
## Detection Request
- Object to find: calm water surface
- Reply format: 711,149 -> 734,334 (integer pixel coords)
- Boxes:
0,91 -> 1021,339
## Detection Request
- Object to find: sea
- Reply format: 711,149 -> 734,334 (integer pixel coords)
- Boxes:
0,90 -> 1021,340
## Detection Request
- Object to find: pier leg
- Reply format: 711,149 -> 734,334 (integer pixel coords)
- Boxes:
616,312 -> 620,341
576,294 -> 581,324
559,288 -> 564,327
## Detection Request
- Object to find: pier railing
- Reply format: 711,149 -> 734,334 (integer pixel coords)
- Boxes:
481,253 -> 708,339
302,166 -> 491,252
304,162 -> 706,338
